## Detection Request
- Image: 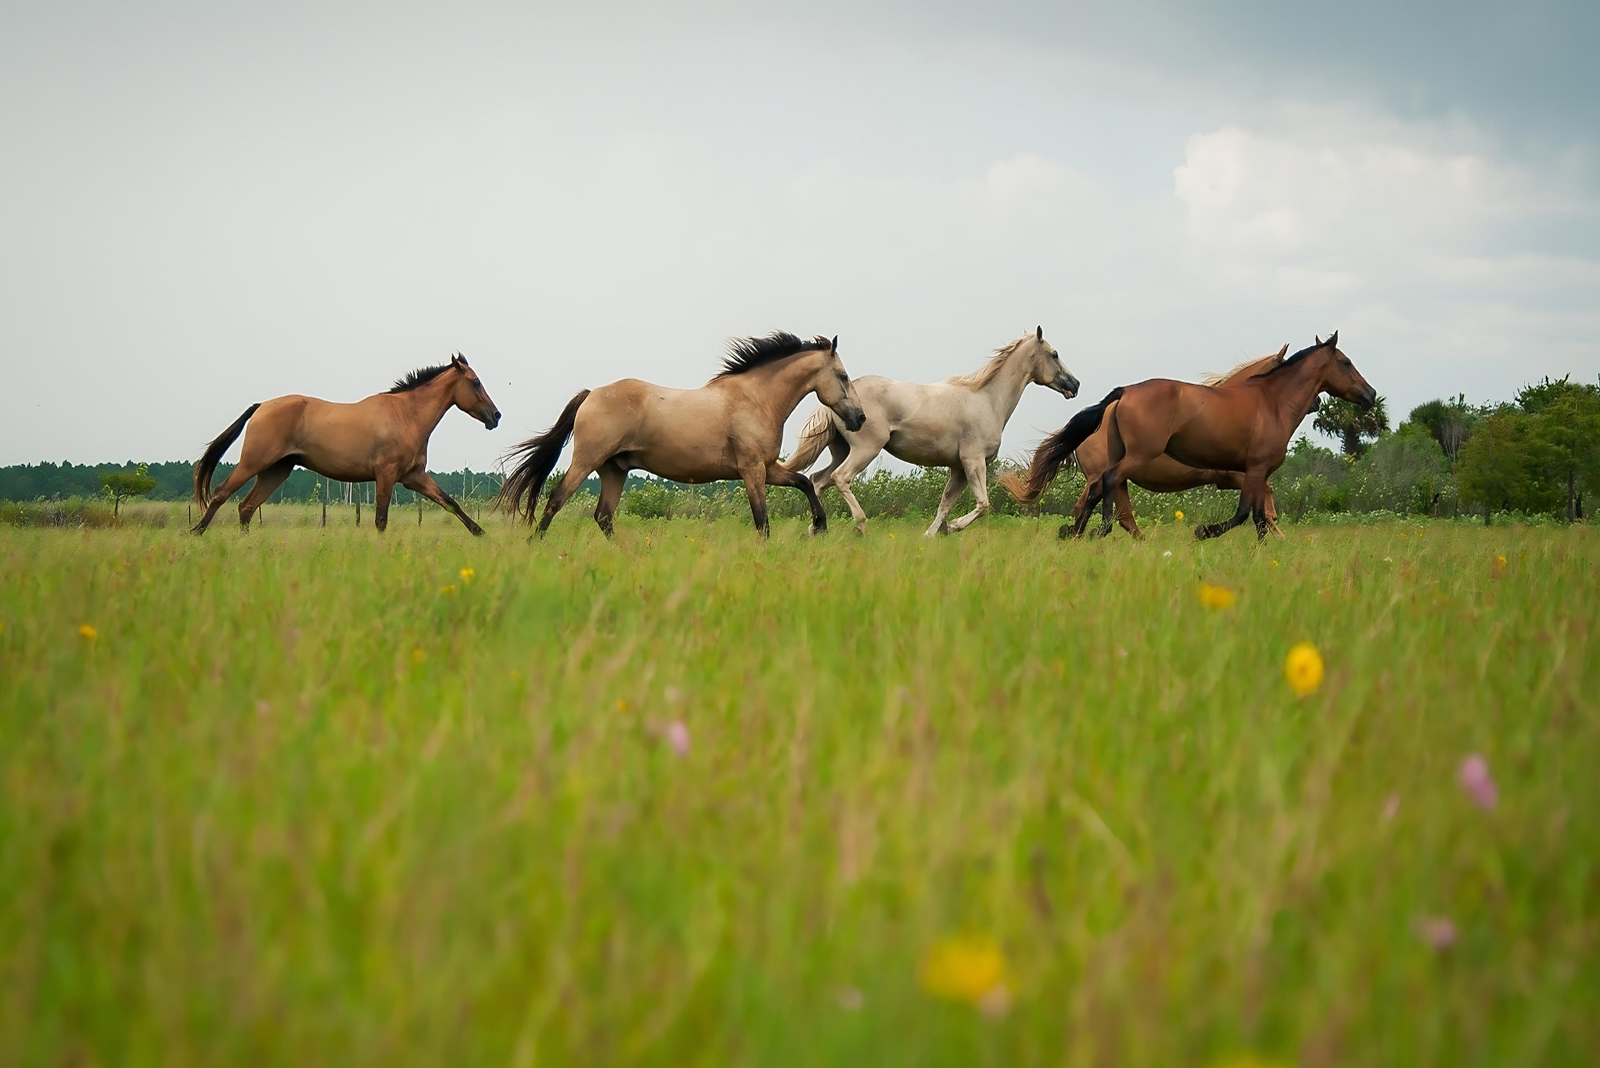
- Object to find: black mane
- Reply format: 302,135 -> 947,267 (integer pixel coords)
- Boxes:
1254,339 -> 1326,378
389,362 -> 455,393
715,332 -> 830,378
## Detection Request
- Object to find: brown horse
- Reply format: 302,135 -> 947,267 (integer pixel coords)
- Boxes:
498,333 -> 865,537
1007,333 -> 1375,540
1063,346 -> 1297,539
192,354 -> 502,535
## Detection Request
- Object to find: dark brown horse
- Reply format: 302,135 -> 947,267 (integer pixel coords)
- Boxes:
1007,333 -> 1375,540
498,333 -> 865,538
192,354 -> 502,535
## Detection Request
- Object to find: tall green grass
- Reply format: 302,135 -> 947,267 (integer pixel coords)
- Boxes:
1,516 -> 1595,1066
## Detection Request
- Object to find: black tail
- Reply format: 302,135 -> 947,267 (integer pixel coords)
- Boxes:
998,387 -> 1124,504
496,390 -> 590,524
193,403 -> 261,504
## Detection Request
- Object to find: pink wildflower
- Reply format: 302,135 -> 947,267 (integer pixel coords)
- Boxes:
1457,754 -> 1498,811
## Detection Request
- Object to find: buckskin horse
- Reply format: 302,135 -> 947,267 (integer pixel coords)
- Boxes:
498,333 -> 866,538
1005,333 -> 1375,540
192,354 -> 502,535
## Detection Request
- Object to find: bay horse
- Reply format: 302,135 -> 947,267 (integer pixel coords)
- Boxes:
192,354 -> 502,535
781,326 -> 1079,535
497,333 -> 866,537
1062,346 -> 1301,539
1005,333 -> 1375,540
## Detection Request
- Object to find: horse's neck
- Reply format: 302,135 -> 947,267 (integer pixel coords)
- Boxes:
1259,357 -> 1327,431
402,374 -> 459,433
974,348 -> 1034,420
748,353 -> 828,418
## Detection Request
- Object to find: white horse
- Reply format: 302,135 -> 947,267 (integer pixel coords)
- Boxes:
781,327 -> 1079,535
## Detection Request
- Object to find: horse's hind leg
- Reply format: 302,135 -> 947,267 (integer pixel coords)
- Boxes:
403,471 -> 484,536
592,460 -> 627,537
925,466 -> 969,537
1112,482 -> 1142,539
538,462 -> 596,535
238,459 -> 295,530
193,461 -> 266,534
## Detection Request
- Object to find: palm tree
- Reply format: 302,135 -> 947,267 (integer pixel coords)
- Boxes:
1314,396 -> 1389,457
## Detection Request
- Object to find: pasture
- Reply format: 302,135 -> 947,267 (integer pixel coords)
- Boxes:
2,510 -> 1596,1066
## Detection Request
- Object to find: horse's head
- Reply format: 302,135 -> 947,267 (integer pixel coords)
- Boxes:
1314,332 -> 1377,409
1026,325 -> 1079,399
449,354 -> 502,429
806,336 -> 866,432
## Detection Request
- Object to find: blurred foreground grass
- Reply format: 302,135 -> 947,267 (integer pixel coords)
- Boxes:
1,513 -> 1596,1067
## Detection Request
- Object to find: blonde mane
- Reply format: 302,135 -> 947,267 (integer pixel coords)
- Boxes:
944,335 -> 1031,390
1201,346 -> 1287,387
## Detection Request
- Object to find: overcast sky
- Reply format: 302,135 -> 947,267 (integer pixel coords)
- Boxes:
3,1 -> 1597,472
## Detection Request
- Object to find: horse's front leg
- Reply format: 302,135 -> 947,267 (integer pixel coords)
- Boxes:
740,468 -> 770,537
402,471 -> 485,536
1196,490 -> 1253,540
374,466 -> 397,533
765,462 -> 826,535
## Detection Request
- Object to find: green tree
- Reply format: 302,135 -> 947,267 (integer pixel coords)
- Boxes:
1407,394 -> 1478,462
99,464 -> 158,517
1516,376 -> 1600,520
1314,395 -> 1390,457
1352,423 -> 1453,515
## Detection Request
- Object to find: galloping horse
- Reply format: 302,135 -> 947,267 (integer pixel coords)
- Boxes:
1006,333 -> 1375,540
497,333 -> 865,537
1061,346 -> 1300,539
192,354 -> 502,535
782,327 -> 1079,535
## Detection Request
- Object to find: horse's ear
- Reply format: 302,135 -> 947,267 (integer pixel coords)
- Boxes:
831,335 -> 839,351
1326,330 -> 1338,348
451,353 -> 465,368
1275,343 -> 1288,357
1036,325 -> 1043,341
1315,335 -> 1322,345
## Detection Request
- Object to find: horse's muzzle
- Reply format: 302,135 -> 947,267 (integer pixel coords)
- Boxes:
842,407 -> 867,432
1059,375 -> 1080,399
484,411 -> 502,430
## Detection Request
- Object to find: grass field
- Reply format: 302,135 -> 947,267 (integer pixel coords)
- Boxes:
1,508 -> 1596,1067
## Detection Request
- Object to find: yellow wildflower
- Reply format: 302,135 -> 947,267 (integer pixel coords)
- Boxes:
440,584 -> 457,595
459,567 -> 475,583
918,934 -> 1008,1005
78,623 -> 97,641
411,648 -> 425,664
1284,642 -> 1324,696
615,699 -> 630,712
1208,1055 -> 1294,1068
1175,509 -> 1185,521
1198,583 -> 1237,610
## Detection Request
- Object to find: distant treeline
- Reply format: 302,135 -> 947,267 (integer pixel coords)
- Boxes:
0,461 -> 507,506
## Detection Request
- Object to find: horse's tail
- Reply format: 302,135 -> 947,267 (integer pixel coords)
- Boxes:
496,389 -> 590,523
193,403 -> 261,503
781,405 -> 838,473
999,387 -> 1125,504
